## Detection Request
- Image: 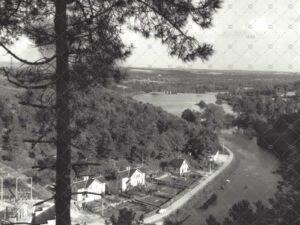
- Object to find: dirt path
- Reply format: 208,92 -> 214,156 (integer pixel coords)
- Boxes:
143,145 -> 234,224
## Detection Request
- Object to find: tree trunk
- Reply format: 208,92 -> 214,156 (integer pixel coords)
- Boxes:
55,1 -> 71,225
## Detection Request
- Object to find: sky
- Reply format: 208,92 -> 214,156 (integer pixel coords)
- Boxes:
1,0 -> 300,72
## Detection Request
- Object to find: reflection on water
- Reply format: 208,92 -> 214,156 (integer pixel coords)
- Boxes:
133,92 -> 234,116
133,92 -> 281,224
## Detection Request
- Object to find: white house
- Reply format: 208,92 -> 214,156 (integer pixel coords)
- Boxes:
169,159 -> 190,176
119,168 -> 146,192
212,151 -> 220,162
72,177 -> 106,203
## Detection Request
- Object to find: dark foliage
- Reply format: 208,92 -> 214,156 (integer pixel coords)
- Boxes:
110,208 -> 136,225
182,109 -> 197,123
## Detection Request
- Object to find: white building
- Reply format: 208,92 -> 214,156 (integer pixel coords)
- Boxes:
169,159 -> 190,176
212,151 -> 220,162
119,168 -> 146,192
72,177 -> 106,203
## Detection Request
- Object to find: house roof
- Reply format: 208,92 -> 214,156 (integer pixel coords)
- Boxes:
72,177 -> 105,191
118,170 -> 130,179
86,177 -> 106,187
72,180 -> 87,190
129,168 -> 144,177
32,205 -> 55,225
118,168 -> 145,179
169,159 -> 187,169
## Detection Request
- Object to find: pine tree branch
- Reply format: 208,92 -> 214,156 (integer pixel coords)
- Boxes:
33,162 -> 102,172
72,162 -> 102,167
34,196 -> 55,206
32,164 -> 56,171
19,101 -> 55,109
2,68 -> 55,89
71,191 -> 103,196
0,43 -> 56,65
24,139 -> 55,144
135,0 -> 192,39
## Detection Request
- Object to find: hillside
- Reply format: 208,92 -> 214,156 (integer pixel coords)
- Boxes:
257,113 -> 300,189
257,113 -> 300,158
0,82 -> 219,185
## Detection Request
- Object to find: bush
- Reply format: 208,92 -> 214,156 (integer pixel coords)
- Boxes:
199,193 -> 217,210
29,151 -> 35,159
2,154 -> 13,161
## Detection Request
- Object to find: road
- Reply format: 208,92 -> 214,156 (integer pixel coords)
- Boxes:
143,145 -> 234,224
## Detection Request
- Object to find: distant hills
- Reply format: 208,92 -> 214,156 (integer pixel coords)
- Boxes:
125,66 -> 300,77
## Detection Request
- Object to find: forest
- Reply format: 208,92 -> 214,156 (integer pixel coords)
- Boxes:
0,83 -> 220,184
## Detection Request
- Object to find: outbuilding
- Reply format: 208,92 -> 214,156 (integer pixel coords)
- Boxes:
168,159 -> 190,176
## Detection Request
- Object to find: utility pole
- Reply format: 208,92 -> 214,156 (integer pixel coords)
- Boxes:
30,177 -> 33,200
141,151 -> 144,167
16,177 -> 18,201
101,196 -> 104,216
0,177 -> 3,201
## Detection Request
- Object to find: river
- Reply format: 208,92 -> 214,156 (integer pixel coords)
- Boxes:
133,92 -> 282,224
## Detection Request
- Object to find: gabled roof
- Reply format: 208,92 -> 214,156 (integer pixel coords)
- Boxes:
72,177 -> 105,191
169,159 -> 187,169
86,177 -> 106,187
118,170 -> 130,179
32,205 -> 55,225
72,180 -> 87,190
129,168 -> 144,177
118,168 -> 145,179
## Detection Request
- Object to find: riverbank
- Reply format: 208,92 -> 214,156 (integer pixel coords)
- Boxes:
143,145 -> 234,224
179,133 -> 282,225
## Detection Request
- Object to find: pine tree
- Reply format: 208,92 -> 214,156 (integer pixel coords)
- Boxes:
0,0 -> 222,224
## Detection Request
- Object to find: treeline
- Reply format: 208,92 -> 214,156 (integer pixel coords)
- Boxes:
216,87 -> 299,129
122,69 -> 300,95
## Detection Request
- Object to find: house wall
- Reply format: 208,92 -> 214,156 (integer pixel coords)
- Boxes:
130,171 -> 145,187
76,188 -> 86,202
76,181 -> 105,202
213,151 -> 220,162
85,181 -> 105,202
122,177 -> 130,192
180,161 -> 189,175
121,171 -> 146,192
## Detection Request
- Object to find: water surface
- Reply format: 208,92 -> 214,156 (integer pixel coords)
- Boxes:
133,92 -> 234,116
